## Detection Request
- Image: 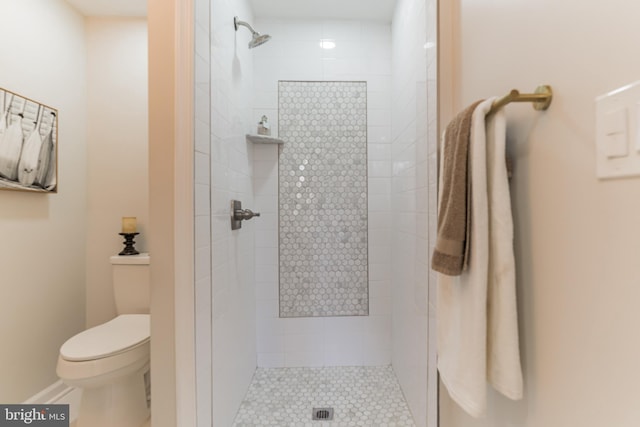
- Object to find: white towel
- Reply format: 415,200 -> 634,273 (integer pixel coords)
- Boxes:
437,99 -> 523,417
485,107 -> 523,400
437,98 -> 492,417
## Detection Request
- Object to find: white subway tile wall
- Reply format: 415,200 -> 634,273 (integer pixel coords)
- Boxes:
252,18 -> 393,368
194,0 -> 258,426
391,0 -> 437,426
193,0 -> 212,426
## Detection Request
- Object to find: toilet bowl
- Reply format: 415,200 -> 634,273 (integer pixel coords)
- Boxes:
57,314 -> 150,427
57,254 -> 151,427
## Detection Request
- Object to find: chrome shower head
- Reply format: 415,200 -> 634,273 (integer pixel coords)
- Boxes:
234,16 -> 271,49
249,33 -> 272,49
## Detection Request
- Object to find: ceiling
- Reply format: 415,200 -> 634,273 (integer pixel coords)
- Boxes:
64,0 -> 396,21
249,0 -> 397,22
64,0 -> 147,17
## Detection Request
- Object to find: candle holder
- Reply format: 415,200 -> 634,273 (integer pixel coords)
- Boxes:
118,232 -> 140,256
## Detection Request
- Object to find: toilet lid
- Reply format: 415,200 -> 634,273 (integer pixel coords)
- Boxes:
60,314 -> 150,361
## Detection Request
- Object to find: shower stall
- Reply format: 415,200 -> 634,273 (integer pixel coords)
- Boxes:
193,0 -> 438,425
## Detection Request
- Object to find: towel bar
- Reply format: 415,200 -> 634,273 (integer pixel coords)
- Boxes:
489,85 -> 553,114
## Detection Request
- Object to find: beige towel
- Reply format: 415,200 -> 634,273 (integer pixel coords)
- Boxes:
431,100 -> 483,276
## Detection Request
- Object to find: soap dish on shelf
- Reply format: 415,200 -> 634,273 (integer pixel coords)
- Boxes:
246,134 -> 284,144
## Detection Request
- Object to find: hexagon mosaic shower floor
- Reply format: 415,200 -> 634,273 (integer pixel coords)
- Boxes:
232,366 -> 416,426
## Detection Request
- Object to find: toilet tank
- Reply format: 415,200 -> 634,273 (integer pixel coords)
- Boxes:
110,253 -> 150,314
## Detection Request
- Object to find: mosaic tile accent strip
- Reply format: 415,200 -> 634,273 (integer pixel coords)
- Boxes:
278,81 -> 369,317
232,366 -> 416,426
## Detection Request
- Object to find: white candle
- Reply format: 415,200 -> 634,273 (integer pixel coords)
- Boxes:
122,217 -> 137,234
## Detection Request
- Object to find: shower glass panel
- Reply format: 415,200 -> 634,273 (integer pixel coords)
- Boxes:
278,81 -> 368,318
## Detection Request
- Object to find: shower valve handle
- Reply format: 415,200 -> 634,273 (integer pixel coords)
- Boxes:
231,200 -> 260,230
234,208 -> 261,221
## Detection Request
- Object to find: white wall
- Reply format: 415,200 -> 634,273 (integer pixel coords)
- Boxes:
85,17 -> 148,328
148,0 -> 192,425
440,0 -> 640,426
197,0 -> 258,426
0,0 -> 87,403
252,18 -> 394,368
390,0 -> 437,426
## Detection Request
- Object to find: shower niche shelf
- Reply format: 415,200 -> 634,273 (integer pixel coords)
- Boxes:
246,134 -> 284,145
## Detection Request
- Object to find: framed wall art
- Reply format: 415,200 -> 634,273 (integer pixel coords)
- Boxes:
0,88 -> 57,193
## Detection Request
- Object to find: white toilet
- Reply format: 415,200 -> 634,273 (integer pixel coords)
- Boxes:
57,254 -> 151,427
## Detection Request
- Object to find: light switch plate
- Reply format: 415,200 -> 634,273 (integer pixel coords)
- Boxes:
596,81 -> 640,179
635,103 -> 640,153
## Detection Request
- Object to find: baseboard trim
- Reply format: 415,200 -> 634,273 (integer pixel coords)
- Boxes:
24,380 -> 81,422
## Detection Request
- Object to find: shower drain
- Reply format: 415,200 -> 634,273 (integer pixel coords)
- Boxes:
312,407 -> 334,421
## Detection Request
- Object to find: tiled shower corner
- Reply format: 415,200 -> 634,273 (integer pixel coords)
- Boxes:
232,366 -> 415,426
252,19 -> 394,370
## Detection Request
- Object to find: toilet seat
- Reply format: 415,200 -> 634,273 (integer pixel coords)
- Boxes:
60,314 -> 150,362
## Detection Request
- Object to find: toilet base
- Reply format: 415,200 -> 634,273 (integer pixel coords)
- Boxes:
76,363 -> 150,427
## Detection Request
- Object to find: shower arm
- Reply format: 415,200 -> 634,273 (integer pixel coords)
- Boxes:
234,17 -> 258,36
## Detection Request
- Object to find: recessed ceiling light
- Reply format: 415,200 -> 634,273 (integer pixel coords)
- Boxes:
319,39 -> 336,49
